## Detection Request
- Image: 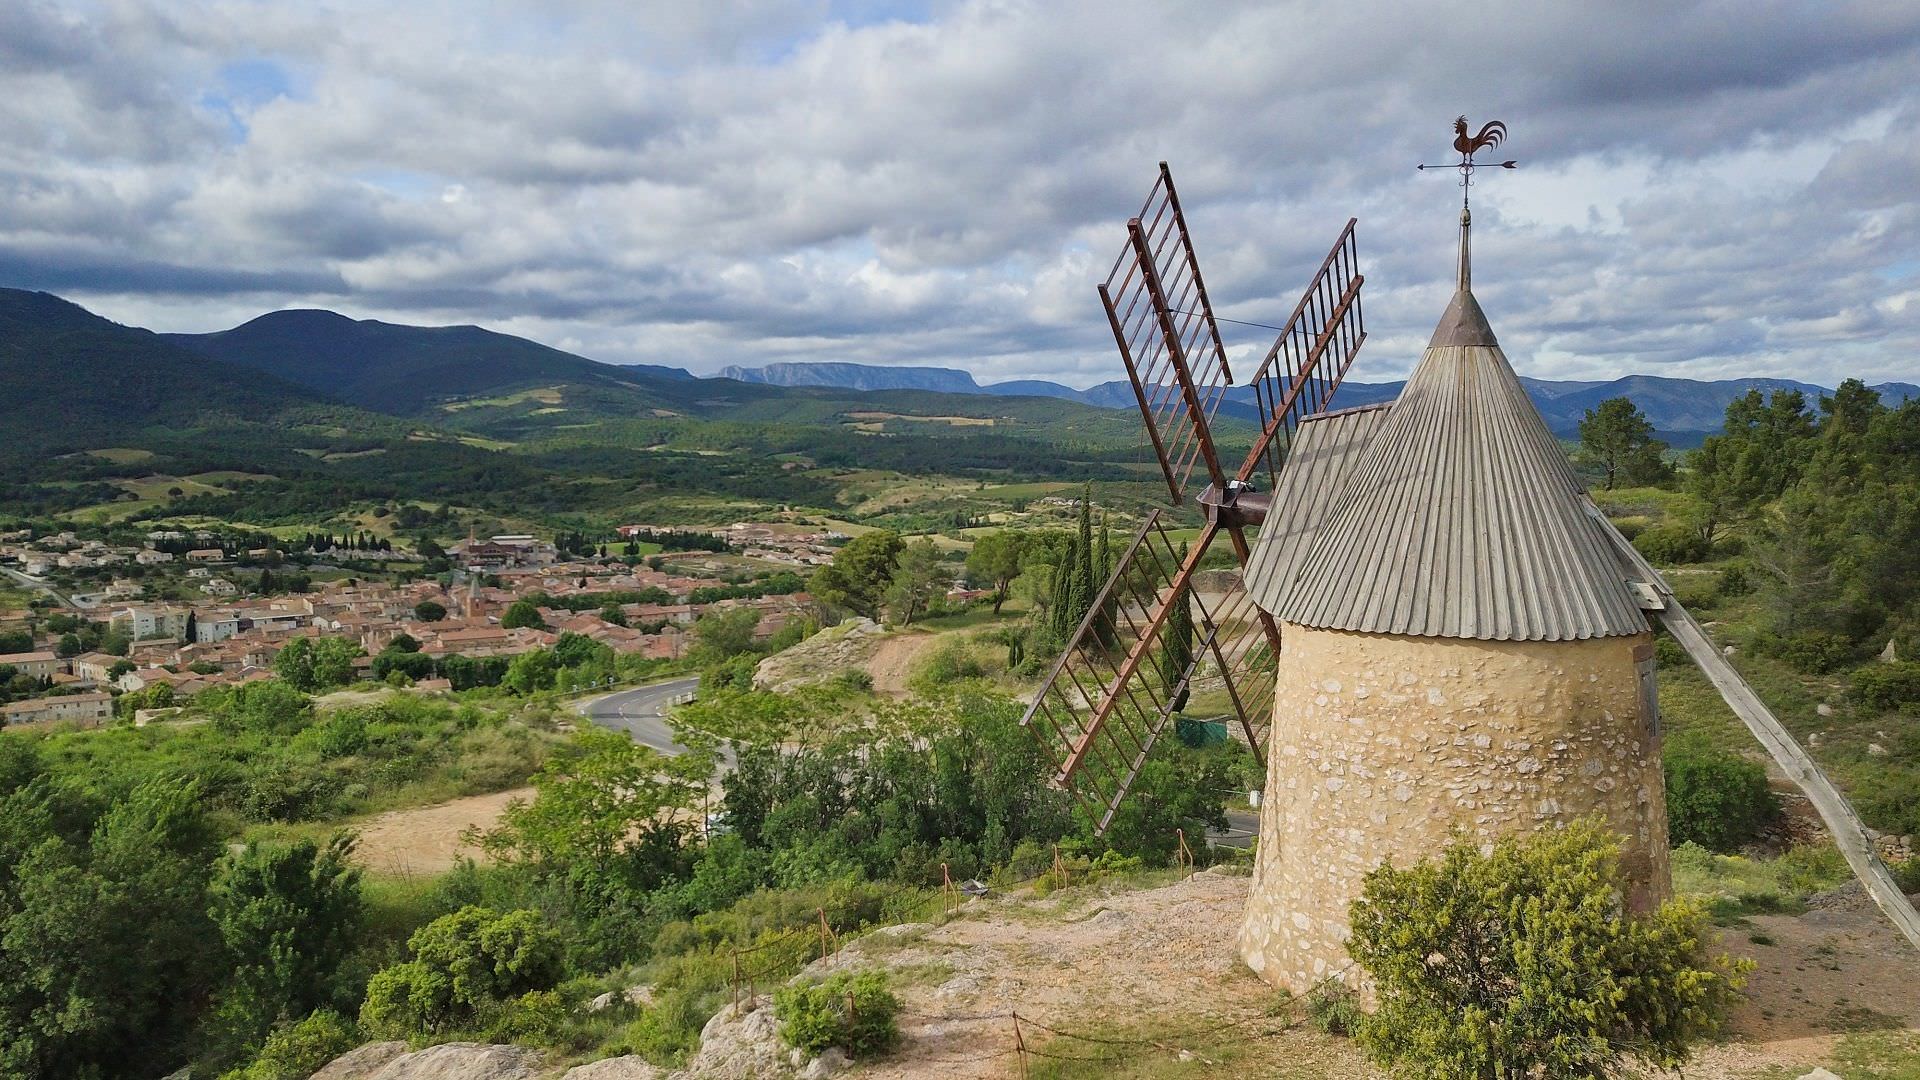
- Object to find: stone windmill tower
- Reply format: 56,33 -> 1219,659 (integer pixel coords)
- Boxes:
1019,121 -> 1920,985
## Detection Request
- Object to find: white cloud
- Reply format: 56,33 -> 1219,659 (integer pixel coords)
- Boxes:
2,0 -> 1917,388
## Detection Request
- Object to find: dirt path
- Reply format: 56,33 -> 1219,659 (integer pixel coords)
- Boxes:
795,871 -> 1920,1079
866,632 -> 940,696
350,787 -> 531,875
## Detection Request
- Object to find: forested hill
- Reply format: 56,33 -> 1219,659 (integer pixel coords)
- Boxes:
0,289 -> 361,459
164,309 -> 696,414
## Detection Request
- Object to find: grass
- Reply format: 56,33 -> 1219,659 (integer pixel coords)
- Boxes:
1668,842 -> 1852,922
1025,1014 -> 1361,1079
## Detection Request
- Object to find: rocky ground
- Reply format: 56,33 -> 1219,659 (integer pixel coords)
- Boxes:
310,868 -> 1920,1080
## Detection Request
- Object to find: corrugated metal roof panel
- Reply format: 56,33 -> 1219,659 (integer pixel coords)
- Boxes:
1245,404 -> 1393,615
1264,289 -> 1648,642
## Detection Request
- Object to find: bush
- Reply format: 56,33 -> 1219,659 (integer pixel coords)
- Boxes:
1632,524 -> 1711,564
229,1010 -> 358,1080
358,906 -> 563,1037
1664,744 -> 1779,851
1757,630 -> 1855,675
1345,819 -> 1749,1079
1849,661 -> 1920,712
909,641 -> 984,692
774,969 -> 900,1059
1716,563 -> 1752,598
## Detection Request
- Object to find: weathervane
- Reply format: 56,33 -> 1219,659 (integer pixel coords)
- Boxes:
1418,116 -> 1516,289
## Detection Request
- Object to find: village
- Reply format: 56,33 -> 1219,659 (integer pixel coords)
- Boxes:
0,522 -> 866,731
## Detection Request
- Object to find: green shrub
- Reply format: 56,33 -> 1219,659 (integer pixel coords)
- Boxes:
1716,563 -> 1752,598
833,669 -> 873,692
358,906 -> 563,1037
229,1010 -> 358,1080
1758,630 -> 1856,675
909,641 -> 983,692
1633,524 -> 1711,564
1345,819 -> 1749,1079
1305,982 -> 1362,1036
1850,661 -> 1920,712
774,969 -> 900,1059
1664,744 -> 1779,851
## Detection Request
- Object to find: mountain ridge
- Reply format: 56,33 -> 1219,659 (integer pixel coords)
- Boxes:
718,360 -> 1919,438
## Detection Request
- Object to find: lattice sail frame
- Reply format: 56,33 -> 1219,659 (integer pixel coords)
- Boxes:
1097,162 -> 1235,505
1022,182 -> 1366,834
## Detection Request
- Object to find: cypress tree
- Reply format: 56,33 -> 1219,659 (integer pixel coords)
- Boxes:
1159,543 -> 1195,712
1095,512 -> 1117,649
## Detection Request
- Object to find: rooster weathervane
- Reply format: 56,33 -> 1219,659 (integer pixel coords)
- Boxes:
1419,117 -> 1517,290
1417,116 -> 1518,208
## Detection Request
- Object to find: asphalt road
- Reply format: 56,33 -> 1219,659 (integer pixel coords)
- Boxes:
0,567 -> 73,608
576,676 -> 703,755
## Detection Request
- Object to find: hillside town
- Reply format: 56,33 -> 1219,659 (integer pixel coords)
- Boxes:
0,524 -> 842,730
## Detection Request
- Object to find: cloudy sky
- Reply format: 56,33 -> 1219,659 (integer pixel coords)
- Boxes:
6,1 -> 1919,388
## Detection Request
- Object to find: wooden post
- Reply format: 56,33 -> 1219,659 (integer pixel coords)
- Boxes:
1013,1010 -> 1029,1078
941,862 -> 956,917
730,948 -> 742,1009
1661,601 -> 1920,952
1052,844 -> 1067,889
817,907 -> 837,963
1176,827 -> 1194,872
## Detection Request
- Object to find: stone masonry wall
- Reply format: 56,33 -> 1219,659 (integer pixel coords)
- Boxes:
1238,624 -> 1670,993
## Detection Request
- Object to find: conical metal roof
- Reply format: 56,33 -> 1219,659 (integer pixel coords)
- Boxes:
1255,288 -> 1649,642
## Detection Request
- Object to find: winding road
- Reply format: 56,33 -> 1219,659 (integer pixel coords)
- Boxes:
575,676 -> 713,758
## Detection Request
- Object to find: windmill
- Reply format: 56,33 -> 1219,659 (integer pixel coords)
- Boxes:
1016,161 -> 1365,835
1025,129 -> 1920,992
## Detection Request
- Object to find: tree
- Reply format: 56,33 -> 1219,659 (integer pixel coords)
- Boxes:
478,727 -> 711,903
502,649 -> 557,695
885,538 -> 946,625
54,633 -> 81,658
501,599 -> 546,630
809,530 -> 905,620
1578,397 -> 1671,490
204,835 -> 364,1066
413,600 -> 447,622
693,607 -> 761,658
964,531 -> 1025,614
308,637 -> 362,689
1345,819 -> 1748,1079
1157,544 -> 1195,712
273,637 -> 317,691
0,780 -> 222,1079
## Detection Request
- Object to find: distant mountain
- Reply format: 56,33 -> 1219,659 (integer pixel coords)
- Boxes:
166,309 -> 695,414
710,361 -> 1918,439
0,289 -> 337,458
719,361 -> 983,395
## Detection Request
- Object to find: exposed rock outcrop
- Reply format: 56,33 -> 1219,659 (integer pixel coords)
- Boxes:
672,999 -> 789,1079
310,1041 -> 545,1080
563,1056 -> 666,1079
752,619 -> 888,693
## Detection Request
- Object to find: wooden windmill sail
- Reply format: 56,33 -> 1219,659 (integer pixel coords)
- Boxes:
1018,162 -> 1366,832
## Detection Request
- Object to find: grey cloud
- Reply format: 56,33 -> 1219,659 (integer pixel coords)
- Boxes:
1,0 -> 1916,388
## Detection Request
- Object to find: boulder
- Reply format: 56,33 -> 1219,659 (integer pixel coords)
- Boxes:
752,619 -> 888,693
797,1048 -> 847,1080
587,985 -> 656,1012
311,1042 -> 409,1080
366,1043 -> 546,1080
675,999 -> 789,1079
564,1056 -> 666,1080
